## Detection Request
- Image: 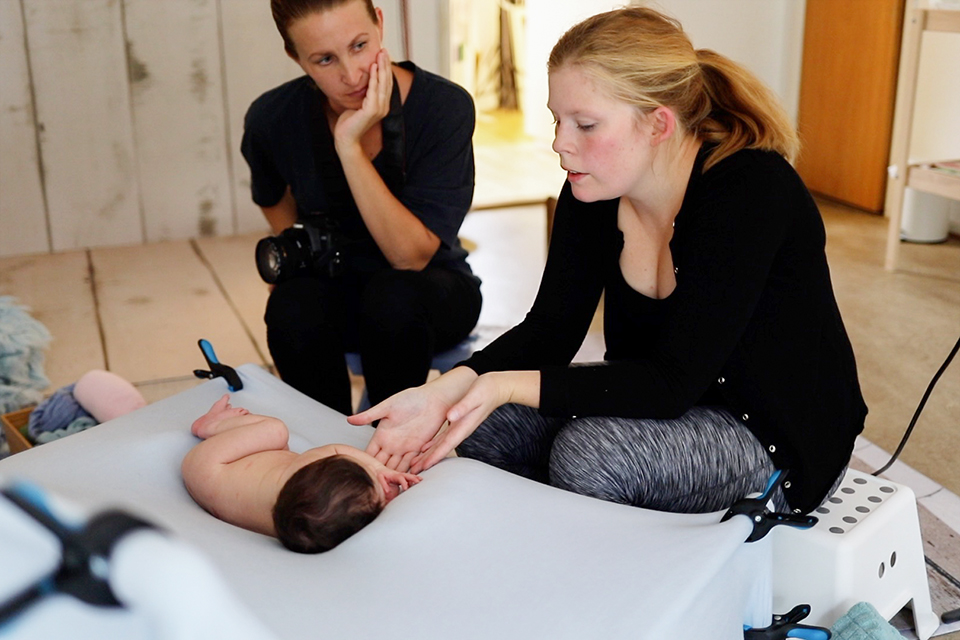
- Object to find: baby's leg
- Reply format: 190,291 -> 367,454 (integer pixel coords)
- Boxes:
191,395 -> 250,437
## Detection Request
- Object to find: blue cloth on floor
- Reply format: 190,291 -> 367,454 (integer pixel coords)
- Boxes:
28,383 -> 94,439
0,296 -> 51,413
831,602 -> 902,640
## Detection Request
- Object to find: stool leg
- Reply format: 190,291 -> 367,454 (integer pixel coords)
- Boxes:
908,584 -> 939,640
899,496 -> 938,640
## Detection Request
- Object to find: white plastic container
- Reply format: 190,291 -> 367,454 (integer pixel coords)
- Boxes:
901,187 -> 950,243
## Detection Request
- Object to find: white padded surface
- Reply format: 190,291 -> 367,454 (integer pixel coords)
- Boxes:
0,365 -> 771,639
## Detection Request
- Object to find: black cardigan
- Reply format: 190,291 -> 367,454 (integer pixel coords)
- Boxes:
463,147 -> 868,514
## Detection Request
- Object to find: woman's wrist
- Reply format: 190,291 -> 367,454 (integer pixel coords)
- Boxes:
438,366 -> 480,397
482,370 -> 540,408
333,137 -> 365,162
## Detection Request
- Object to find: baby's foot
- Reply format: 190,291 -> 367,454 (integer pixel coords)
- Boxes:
191,394 -> 249,435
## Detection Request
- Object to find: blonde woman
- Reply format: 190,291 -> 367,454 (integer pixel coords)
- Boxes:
353,7 -> 866,516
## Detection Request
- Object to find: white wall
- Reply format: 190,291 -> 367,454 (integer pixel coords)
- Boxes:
521,0 -> 807,141
909,31 -> 960,163
915,29 -> 960,232
906,27 -> 960,232
0,0 -> 408,258
4,1 -> 958,257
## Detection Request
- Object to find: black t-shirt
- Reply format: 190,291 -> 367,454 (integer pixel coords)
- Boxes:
241,61 -> 478,279
463,146 -> 867,513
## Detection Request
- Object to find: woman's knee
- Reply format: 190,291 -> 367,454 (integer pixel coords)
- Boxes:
359,270 -> 426,333
457,404 -> 559,481
265,278 -> 327,328
549,419 -> 641,504
548,411 -> 777,512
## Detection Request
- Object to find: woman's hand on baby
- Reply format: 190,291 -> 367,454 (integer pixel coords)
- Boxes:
333,48 -> 393,153
409,372 -> 512,473
350,367 -> 478,471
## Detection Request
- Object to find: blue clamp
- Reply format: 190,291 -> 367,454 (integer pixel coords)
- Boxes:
721,470 -> 817,542
0,481 -> 157,626
192,339 -> 243,391
744,604 -> 831,640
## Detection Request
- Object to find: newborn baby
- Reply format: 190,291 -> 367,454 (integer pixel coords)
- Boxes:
182,395 -> 421,553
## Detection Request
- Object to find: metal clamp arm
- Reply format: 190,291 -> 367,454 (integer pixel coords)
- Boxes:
721,470 -> 818,542
192,339 -> 243,391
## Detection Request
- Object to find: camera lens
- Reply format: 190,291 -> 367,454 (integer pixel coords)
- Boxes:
255,238 -> 285,284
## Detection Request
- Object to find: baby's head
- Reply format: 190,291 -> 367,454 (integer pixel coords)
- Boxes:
273,454 -> 383,553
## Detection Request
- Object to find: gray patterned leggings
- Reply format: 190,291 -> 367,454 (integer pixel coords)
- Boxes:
457,404 -> 800,513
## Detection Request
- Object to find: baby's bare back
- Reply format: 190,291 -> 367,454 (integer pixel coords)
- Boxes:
212,447 -> 335,536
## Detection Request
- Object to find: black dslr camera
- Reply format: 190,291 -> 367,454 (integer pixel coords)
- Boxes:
255,217 -> 345,284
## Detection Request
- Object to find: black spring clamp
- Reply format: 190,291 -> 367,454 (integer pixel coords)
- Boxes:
744,604 -> 831,640
192,339 -> 243,392
721,470 -> 818,542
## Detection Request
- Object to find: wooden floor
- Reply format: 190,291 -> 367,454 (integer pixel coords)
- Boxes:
2,110 -> 960,634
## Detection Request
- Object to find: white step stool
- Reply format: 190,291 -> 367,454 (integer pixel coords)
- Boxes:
772,468 -> 939,639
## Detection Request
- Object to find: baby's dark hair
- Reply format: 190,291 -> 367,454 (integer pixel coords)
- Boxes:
273,454 -> 383,553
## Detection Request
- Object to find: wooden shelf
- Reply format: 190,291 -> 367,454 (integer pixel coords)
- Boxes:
884,2 -> 960,271
908,165 -> 960,201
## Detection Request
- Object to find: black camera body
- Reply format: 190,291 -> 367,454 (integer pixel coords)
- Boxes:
255,217 -> 345,284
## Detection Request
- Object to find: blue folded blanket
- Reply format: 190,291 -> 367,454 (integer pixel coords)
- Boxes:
831,602 -> 903,640
27,383 -> 94,439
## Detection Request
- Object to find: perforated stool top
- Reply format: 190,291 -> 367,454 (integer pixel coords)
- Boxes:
812,473 -> 900,536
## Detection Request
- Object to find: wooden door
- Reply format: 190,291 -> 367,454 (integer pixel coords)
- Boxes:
796,0 -> 904,213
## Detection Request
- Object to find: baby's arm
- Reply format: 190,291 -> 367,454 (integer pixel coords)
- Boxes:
184,414 -> 289,471
192,395 -> 255,439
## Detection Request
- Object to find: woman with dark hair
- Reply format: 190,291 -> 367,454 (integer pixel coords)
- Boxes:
243,0 -> 481,415
354,7 -> 867,517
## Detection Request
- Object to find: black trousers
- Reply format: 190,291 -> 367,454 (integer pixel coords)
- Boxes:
265,266 -> 482,415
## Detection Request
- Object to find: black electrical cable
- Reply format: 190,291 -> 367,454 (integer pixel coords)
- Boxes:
872,334 -> 960,477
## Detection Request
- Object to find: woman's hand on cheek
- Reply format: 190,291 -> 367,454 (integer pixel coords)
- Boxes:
333,49 -> 393,153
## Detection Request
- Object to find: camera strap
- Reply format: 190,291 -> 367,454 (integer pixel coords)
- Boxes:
309,74 -> 406,223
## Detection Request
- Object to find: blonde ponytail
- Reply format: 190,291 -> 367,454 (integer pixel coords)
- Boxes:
548,8 -> 799,171
694,49 -> 799,169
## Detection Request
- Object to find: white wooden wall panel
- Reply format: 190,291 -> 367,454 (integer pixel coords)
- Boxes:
0,0 -> 48,257
219,1 -> 299,235
123,0 -> 233,242
23,0 -> 142,252
377,0 -> 405,60
407,0 -> 445,76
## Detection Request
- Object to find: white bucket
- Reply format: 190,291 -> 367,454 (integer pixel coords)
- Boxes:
900,187 -> 950,243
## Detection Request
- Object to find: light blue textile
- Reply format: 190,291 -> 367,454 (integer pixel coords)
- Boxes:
830,602 -> 902,640
33,417 -> 98,444
0,296 -> 51,414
